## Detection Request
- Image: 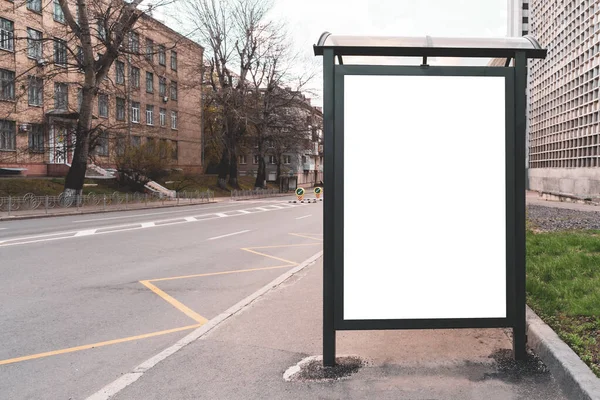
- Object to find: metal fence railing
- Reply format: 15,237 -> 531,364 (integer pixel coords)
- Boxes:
0,190 -> 214,216
230,188 -> 284,201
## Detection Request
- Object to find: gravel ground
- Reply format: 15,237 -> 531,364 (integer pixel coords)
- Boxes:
528,204 -> 600,231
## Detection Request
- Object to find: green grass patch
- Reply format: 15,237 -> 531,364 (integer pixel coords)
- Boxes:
160,174 -> 280,197
0,177 -> 133,197
527,229 -> 600,376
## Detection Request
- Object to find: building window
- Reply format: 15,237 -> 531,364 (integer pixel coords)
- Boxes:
131,101 -> 140,123
97,19 -> 106,41
170,81 -> 178,100
171,111 -> 177,129
98,94 -> 108,118
253,155 -> 259,164
171,50 -> 177,70
131,135 -> 140,147
158,45 -> 166,65
145,38 -> 153,62
76,46 -> 84,70
0,120 -> 15,150
77,88 -> 82,111
283,155 -> 291,164
54,38 -> 67,66
116,134 -> 125,156
53,0 -> 65,22
268,155 -> 276,164
159,108 -> 166,126
159,77 -> 166,96
54,83 -> 68,110
131,66 -> 140,88
146,72 -> 153,93
96,130 -> 109,156
0,18 -> 13,52
171,141 -> 177,160
27,28 -> 42,59
130,32 -> 139,52
26,0 -> 41,13
0,69 -> 15,101
28,76 -> 43,106
146,104 -> 154,125
116,61 -> 125,84
238,154 -> 247,164
116,97 -> 125,120
29,124 -> 44,153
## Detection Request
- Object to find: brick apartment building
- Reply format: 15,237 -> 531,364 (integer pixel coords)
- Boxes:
237,95 -> 323,189
0,1 -> 203,177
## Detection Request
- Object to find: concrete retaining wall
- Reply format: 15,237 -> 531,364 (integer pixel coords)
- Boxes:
529,168 -> 600,198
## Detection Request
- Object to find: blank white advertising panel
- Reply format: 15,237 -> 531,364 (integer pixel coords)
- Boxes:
343,75 -> 506,320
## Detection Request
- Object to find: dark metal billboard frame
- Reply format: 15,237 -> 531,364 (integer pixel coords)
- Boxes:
315,34 -> 546,367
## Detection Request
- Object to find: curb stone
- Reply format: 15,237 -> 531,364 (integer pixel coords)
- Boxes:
527,306 -> 600,400
86,251 -> 323,400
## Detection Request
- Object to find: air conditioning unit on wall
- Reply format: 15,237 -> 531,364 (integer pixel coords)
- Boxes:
163,96 -> 168,103
19,124 -> 31,133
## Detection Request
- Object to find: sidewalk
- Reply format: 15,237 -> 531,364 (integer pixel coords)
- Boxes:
101,257 -> 567,400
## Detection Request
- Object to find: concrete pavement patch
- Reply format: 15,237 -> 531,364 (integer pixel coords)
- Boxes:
86,250 -> 323,400
526,307 -> 600,400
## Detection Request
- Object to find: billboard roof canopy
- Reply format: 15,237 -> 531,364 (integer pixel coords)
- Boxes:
313,32 -> 546,60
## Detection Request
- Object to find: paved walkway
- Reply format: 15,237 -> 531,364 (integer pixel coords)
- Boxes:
100,258 -> 567,400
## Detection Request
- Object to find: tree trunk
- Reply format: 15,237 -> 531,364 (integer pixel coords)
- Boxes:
216,148 -> 229,190
228,155 -> 239,188
275,162 -> 281,185
64,85 -> 95,196
64,138 -> 90,196
254,157 -> 266,189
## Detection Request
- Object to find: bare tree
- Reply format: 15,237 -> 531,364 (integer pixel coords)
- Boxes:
185,0 -> 272,189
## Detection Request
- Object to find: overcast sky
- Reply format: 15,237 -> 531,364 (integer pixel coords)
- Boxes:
164,0 -> 509,106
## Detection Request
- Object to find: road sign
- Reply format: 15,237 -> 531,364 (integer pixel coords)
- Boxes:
296,187 -> 305,201
314,187 -> 322,199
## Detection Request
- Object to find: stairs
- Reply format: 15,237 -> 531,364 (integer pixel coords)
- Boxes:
86,164 -> 116,179
145,180 -> 176,199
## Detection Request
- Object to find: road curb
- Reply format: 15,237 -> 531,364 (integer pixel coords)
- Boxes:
0,200 -> 221,222
526,306 -> 600,400
86,250 -> 323,400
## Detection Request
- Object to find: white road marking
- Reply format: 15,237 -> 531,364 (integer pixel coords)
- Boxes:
296,215 -> 312,220
72,203 -> 250,223
207,230 -> 251,241
74,229 -> 97,237
0,228 -> 7,230
0,202 -> 310,247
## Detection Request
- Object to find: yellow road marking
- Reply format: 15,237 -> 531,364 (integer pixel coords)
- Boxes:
0,324 -> 201,366
148,265 -> 294,283
289,233 -> 324,241
5,234 -> 321,366
241,248 -> 299,265
139,280 -> 209,324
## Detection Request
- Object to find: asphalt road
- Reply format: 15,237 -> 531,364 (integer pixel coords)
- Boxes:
0,196 -> 323,400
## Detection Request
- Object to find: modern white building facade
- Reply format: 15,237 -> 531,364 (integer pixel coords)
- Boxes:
522,0 -> 600,196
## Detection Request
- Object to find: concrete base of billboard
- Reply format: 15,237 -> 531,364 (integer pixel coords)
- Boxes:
527,307 -> 600,400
